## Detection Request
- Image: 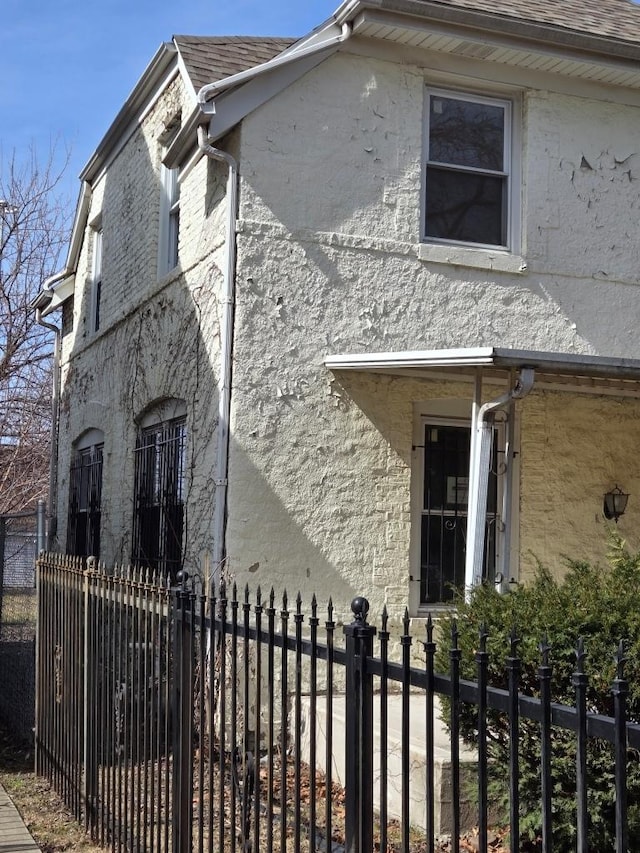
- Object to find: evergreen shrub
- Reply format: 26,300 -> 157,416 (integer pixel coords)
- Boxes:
435,534 -> 640,850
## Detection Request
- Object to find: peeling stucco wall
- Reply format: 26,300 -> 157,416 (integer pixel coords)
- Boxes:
225,49 -> 640,616
57,44 -> 640,620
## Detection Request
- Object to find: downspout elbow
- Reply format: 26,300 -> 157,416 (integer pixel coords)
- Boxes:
478,368 -> 535,422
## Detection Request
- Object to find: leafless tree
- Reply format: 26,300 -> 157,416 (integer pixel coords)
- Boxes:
0,147 -> 70,515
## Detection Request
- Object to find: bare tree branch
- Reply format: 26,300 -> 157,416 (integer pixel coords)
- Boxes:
0,145 -> 70,514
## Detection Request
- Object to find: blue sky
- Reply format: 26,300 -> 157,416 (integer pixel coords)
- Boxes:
1,0 -> 336,208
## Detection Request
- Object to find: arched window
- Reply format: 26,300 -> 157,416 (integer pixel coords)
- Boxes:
67,429 -> 104,558
132,399 -> 186,577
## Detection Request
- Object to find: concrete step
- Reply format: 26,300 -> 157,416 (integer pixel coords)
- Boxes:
298,693 -> 478,836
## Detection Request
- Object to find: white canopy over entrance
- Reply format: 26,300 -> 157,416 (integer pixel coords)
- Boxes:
326,347 -> 640,595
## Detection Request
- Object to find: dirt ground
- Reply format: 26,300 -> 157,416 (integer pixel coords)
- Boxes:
0,717 -> 508,853
0,720 -> 103,853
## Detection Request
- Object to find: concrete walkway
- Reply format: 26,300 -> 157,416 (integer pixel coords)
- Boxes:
0,783 -> 40,852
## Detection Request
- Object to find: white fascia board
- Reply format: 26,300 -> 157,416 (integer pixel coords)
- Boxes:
325,348 -> 498,370
204,47 -> 340,144
325,347 -> 640,381
356,8 -> 640,85
32,182 -> 92,313
80,43 -> 179,183
64,182 -> 92,274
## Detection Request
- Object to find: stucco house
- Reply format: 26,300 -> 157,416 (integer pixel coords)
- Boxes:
35,0 -> 640,620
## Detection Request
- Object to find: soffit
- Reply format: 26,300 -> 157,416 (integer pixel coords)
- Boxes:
366,0 -> 640,47
325,347 -> 640,397
351,8 -> 640,88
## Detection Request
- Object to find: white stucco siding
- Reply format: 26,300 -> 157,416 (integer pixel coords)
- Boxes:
518,390 -> 640,580
525,90 -> 640,284
240,53 -> 423,243
225,49 -> 640,613
56,42 -> 640,614
239,50 -> 640,355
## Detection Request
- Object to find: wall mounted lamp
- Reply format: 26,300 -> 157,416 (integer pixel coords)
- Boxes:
603,485 -> 629,523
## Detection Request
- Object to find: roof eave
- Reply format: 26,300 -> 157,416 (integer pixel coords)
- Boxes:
80,42 -> 180,183
333,0 -> 640,62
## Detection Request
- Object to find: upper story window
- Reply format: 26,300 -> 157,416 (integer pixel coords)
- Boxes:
157,112 -> 182,279
158,165 -> 180,276
91,226 -> 102,332
424,90 -> 512,249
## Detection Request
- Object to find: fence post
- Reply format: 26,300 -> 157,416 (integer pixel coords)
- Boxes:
83,557 -> 98,835
172,571 -> 193,853
343,596 -> 376,853
37,500 -> 46,556
612,641 -> 628,853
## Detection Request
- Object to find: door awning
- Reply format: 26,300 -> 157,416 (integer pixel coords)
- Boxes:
325,347 -> 640,396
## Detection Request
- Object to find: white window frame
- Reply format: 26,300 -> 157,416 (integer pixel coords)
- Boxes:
158,164 -> 180,278
423,87 -> 519,252
91,226 -> 102,333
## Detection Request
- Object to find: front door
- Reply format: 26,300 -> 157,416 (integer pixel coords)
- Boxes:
420,423 -> 497,604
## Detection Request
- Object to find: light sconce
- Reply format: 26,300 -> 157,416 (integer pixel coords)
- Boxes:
603,485 -> 629,523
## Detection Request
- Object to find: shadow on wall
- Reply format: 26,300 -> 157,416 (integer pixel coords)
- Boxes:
58,113 -> 226,572
225,428 -> 360,626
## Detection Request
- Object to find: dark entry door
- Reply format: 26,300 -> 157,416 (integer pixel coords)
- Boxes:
420,423 -> 497,604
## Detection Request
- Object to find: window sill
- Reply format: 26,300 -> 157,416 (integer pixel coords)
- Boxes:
418,242 -> 528,275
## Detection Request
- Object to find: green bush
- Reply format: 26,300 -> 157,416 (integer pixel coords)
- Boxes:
435,534 -> 640,851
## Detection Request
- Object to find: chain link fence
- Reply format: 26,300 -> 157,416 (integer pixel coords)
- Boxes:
0,501 -> 45,742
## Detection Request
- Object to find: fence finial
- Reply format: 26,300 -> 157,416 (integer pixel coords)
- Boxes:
479,622 -> 488,653
351,596 -> 369,624
540,634 -> 551,666
615,639 -> 628,679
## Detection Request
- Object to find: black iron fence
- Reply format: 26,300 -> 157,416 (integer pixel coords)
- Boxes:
35,554 -> 640,853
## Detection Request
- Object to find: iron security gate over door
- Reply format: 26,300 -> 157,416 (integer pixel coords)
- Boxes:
420,423 -> 497,604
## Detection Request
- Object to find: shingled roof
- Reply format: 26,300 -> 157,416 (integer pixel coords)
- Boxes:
393,0 -> 640,48
174,36 -> 296,95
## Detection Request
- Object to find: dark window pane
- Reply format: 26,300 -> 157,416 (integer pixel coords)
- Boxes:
426,166 -> 506,246
420,424 -> 498,604
67,443 -> 103,558
94,279 -> 101,332
132,416 -> 186,578
430,96 -> 504,171
424,425 -> 470,511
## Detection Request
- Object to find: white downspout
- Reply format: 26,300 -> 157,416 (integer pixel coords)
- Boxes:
197,22 -> 352,108
464,367 -> 535,597
195,21 -> 352,588
36,278 -> 65,549
197,127 -> 239,587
